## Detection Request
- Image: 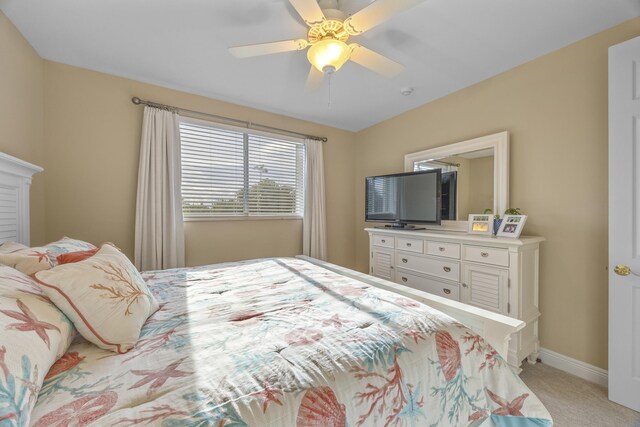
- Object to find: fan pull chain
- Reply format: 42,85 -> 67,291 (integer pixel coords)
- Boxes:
327,72 -> 332,108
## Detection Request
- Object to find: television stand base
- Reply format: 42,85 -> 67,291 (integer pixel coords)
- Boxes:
374,225 -> 426,231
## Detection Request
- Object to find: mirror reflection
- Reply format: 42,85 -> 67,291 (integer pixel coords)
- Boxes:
412,148 -> 494,220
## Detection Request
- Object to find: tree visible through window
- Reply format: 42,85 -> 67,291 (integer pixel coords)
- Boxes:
180,119 -> 305,218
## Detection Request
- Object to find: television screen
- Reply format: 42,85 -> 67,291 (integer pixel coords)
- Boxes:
365,170 -> 441,226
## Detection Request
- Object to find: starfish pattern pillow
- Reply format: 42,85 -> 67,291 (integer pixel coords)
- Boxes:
0,237 -> 97,275
34,244 -> 159,353
0,241 -> 28,254
0,265 -> 75,425
56,248 -> 100,265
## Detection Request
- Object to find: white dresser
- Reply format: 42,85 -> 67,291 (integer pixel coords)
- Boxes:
366,227 -> 544,367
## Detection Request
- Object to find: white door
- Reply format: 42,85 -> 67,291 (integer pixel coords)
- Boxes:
609,35 -> 640,412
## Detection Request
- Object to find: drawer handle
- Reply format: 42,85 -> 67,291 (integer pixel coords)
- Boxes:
481,252 -> 489,257
406,243 -> 412,247
439,247 -> 445,252
381,239 -> 386,243
443,288 -> 451,295
401,277 -> 408,282
443,266 -> 451,272
402,258 -> 408,263
462,283 -> 468,288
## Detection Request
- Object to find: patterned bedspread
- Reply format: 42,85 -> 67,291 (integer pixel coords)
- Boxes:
30,257 -> 552,426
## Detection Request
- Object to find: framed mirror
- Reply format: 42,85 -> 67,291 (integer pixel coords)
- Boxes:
404,131 -> 509,230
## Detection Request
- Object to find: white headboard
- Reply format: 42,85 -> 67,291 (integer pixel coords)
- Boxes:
0,153 -> 43,245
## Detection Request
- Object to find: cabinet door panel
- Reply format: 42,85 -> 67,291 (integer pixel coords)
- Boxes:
461,264 -> 509,315
372,249 -> 395,281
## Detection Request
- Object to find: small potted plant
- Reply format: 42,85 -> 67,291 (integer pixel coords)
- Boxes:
484,208 -> 523,235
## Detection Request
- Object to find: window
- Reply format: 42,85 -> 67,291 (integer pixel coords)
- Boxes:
180,118 -> 305,219
366,175 -> 397,217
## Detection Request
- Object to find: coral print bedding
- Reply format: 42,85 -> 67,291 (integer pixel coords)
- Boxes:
0,266 -> 75,426
0,237 -> 97,276
25,257 -> 551,426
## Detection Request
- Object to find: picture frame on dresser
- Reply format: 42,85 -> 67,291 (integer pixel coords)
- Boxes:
497,215 -> 527,238
468,214 -> 494,235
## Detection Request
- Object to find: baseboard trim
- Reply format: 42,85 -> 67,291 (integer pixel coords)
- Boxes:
539,347 -> 608,388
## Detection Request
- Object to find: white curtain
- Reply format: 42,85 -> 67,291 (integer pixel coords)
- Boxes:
302,139 -> 327,260
134,106 -> 185,271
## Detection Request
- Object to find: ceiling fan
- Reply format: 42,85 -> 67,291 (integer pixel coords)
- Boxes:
228,0 -> 426,89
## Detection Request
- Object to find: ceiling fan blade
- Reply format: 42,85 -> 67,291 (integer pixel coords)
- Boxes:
349,44 -> 404,77
289,0 -> 326,26
305,66 -> 324,91
229,39 -> 309,58
343,0 -> 425,35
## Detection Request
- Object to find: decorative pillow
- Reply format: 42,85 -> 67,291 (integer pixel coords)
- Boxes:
34,244 -> 159,353
0,241 -> 28,254
0,266 -> 75,425
56,248 -> 100,265
0,237 -> 97,275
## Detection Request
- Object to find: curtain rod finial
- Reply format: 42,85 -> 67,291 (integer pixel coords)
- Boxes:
132,97 -> 142,105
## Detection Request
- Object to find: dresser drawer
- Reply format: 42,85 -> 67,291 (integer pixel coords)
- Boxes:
372,234 -> 394,249
396,270 -> 459,301
396,237 -> 423,253
462,245 -> 509,267
396,253 -> 460,281
426,241 -> 460,259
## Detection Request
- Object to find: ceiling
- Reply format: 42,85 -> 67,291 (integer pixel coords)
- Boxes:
2,0 -> 639,131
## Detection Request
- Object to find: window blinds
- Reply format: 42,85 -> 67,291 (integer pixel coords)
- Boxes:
366,176 -> 397,216
180,120 -> 305,218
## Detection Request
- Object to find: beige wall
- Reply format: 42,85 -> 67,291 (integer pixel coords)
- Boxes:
42,62 -> 356,268
0,12 -> 46,245
467,156 -> 494,214
448,156 -> 470,219
354,17 -> 640,370
436,155 -> 493,219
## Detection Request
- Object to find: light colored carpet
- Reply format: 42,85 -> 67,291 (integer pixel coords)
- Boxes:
519,362 -> 640,426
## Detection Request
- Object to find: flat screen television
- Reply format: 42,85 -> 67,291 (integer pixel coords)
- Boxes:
365,170 -> 441,228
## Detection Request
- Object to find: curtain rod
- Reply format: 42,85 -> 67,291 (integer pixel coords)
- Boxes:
131,97 -> 327,143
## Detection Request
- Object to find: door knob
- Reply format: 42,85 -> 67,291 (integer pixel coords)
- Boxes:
614,265 -> 631,276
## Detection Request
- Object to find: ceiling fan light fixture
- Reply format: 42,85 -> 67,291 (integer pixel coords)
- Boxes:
307,39 -> 351,74
322,65 -> 336,75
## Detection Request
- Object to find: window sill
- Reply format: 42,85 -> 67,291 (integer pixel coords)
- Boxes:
184,216 -> 303,222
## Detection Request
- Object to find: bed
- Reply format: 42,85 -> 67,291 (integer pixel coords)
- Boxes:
24,256 -> 549,426
0,153 -> 552,426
